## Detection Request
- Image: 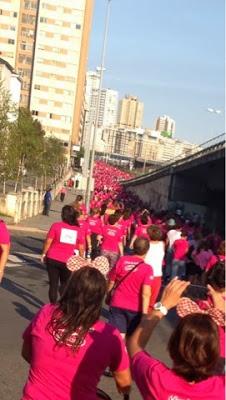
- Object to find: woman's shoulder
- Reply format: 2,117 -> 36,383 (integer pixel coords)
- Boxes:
93,320 -> 123,337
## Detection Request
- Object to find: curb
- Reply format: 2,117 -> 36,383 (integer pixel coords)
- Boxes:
8,225 -> 47,234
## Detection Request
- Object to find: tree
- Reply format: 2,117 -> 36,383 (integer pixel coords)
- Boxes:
0,81 -> 17,191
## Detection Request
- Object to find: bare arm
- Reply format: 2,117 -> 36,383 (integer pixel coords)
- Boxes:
142,284 -> 152,314
129,234 -> 137,249
86,234 -> 91,251
0,243 -> 10,282
107,280 -> 115,293
79,244 -> 84,258
118,242 -> 124,257
41,238 -> 53,262
113,368 -> 131,395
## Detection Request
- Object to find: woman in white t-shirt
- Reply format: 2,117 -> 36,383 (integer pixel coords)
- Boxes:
145,225 -> 165,309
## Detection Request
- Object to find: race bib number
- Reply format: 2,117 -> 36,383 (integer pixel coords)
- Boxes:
60,228 -> 77,245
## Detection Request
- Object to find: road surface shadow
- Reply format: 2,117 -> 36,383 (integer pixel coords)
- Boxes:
1,277 -> 44,319
12,301 -> 36,321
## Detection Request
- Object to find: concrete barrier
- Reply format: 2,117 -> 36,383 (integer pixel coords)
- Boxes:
0,170 -> 73,223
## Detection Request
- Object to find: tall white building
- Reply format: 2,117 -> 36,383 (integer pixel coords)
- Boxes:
155,115 -> 176,136
98,88 -> 118,127
85,69 -> 101,126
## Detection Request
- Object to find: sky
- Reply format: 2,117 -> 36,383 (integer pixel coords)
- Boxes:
87,0 -> 225,144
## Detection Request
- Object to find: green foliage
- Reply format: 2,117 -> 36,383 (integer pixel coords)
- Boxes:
0,82 -> 66,191
161,131 -> 173,138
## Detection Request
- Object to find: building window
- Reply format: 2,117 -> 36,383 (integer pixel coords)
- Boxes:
10,25 -> 16,31
22,14 -> 35,24
40,17 -> 47,23
76,24 -> 81,29
32,110 -> 39,116
49,113 -> 53,119
0,10 -> 2,15
8,39 -> 15,44
34,84 -> 40,90
13,12 -> 17,17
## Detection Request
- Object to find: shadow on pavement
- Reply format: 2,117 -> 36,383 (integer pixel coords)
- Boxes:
12,301 -> 36,321
1,277 -> 44,320
13,240 -> 42,254
12,253 -> 46,271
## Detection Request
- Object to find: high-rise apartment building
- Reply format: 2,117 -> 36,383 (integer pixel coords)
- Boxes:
85,70 -> 118,127
118,95 -> 144,129
85,69 -> 100,127
0,0 -> 93,149
98,88 -> 118,127
155,115 -> 176,136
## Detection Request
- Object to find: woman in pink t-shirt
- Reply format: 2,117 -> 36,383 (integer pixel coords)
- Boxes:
128,279 -> 225,400
99,214 -> 124,269
129,212 -> 151,248
108,237 -> 153,339
206,240 -> 225,271
0,220 -> 10,283
21,267 -> 131,400
192,240 -> 213,271
42,206 -> 84,304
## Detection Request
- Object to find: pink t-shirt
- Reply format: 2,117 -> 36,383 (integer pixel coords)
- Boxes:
22,304 -> 129,400
132,351 -> 224,400
109,255 -> 154,312
173,239 -> 189,260
135,224 -> 150,240
101,225 -> 123,253
46,222 -> 83,263
206,254 -> 225,271
87,216 -> 103,235
0,220 -> 10,257
193,249 -> 213,270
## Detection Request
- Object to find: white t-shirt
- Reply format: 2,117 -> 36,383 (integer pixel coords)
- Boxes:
167,229 -> 181,248
145,241 -> 165,277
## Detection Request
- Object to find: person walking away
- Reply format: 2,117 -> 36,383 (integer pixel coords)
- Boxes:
165,219 -> 181,281
59,186 -> 67,202
43,188 -> 52,216
129,211 -> 151,249
0,220 -> 10,283
171,230 -> 189,279
99,214 -> 124,269
21,267 -> 131,400
41,205 -> 84,303
127,279 -> 225,400
145,225 -> 165,308
108,237 -> 154,339
87,208 -> 103,259
72,195 -> 87,216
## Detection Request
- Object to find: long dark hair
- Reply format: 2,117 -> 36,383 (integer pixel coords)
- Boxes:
48,267 -> 107,351
61,205 -> 79,226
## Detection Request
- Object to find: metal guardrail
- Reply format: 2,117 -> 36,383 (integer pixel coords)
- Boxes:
122,133 -> 225,186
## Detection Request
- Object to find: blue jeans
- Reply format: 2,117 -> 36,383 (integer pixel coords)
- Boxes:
171,259 -> 186,279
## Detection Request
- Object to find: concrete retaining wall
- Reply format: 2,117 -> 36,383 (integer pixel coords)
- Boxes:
126,175 -> 171,210
0,170 -> 72,223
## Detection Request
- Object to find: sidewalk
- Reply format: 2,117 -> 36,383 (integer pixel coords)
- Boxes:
8,189 -> 78,233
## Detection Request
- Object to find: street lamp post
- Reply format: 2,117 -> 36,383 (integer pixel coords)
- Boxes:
85,0 -> 112,210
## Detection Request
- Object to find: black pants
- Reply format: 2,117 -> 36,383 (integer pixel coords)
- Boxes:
46,258 -> 71,304
43,203 -> 51,216
91,233 -> 100,260
60,193 -> 65,202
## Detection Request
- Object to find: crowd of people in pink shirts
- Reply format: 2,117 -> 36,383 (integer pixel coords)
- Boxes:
0,161 -> 225,400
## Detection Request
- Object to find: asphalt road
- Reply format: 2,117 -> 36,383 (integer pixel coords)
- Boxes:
0,199 -> 175,400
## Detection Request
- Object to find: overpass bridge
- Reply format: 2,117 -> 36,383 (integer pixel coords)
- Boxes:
122,134 -> 225,231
